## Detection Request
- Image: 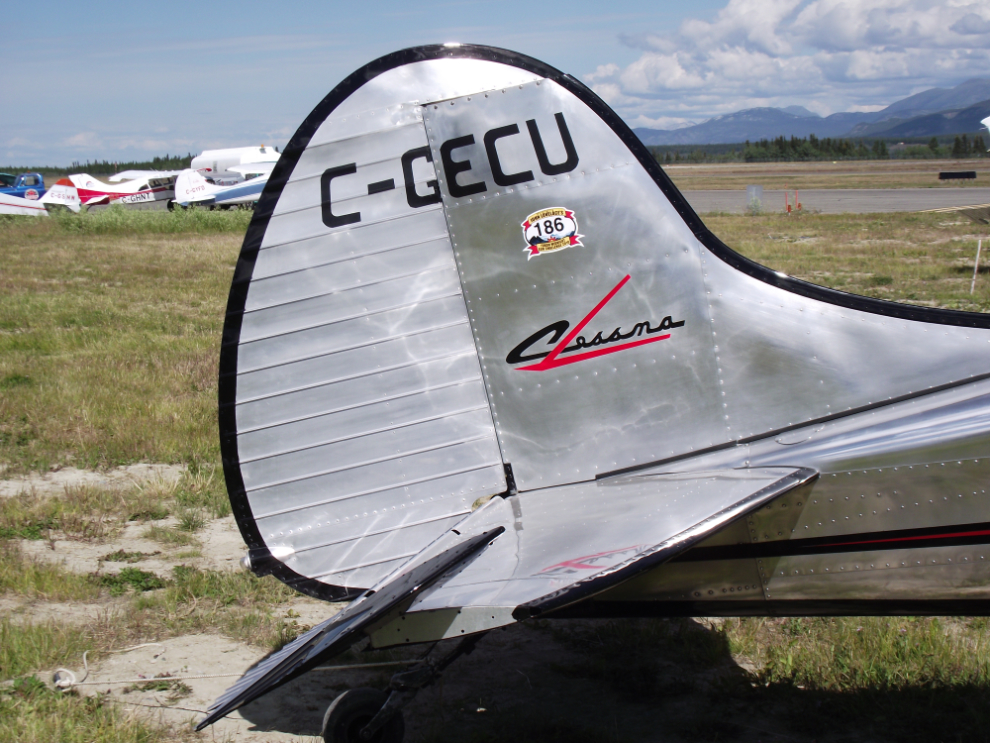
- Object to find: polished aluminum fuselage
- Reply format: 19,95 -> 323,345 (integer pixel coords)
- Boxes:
219,45 -> 990,618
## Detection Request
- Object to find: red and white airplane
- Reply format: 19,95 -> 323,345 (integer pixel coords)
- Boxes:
40,172 -> 178,213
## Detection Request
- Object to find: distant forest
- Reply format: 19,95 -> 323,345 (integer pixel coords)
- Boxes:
3,135 -> 988,178
0,154 -> 195,179
650,134 -> 988,164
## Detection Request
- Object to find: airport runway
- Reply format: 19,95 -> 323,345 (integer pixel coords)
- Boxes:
88,187 -> 990,216
682,187 -> 990,214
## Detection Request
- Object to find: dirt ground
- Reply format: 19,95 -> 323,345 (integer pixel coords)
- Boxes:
1,466 -> 829,743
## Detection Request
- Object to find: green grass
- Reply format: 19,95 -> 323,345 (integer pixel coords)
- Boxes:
96,568 -> 168,597
0,676 -> 178,743
0,466 -> 228,545
0,542 -> 101,601
729,616 -> 990,690
0,618 -> 95,680
100,549 -> 159,563
0,216 -> 240,474
122,565 -> 300,649
140,524 -> 199,548
172,464 -> 230,518
175,508 -> 206,533
0,481 -> 176,542
708,211 -> 990,313
39,203 -> 252,235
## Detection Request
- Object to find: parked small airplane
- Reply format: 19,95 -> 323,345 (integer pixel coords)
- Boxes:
191,144 -> 279,183
0,191 -> 49,216
40,173 -> 178,212
107,169 -> 182,183
199,45 -> 990,742
173,163 -> 273,208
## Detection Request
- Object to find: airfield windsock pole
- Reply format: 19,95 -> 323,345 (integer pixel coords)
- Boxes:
971,239 -> 983,294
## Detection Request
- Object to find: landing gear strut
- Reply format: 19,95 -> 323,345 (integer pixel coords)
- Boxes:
321,632 -> 488,743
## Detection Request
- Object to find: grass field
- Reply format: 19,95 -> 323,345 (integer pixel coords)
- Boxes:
2,205 -> 990,742
666,157 -> 990,191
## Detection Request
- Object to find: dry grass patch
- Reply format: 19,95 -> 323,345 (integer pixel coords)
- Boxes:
140,524 -> 199,548
0,216 -> 241,474
0,675 -> 185,743
729,616 -> 990,690
0,542 -> 101,601
0,466 -> 227,548
707,211 -> 990,312
0,480 -> 176,542
128,565 -> 300,649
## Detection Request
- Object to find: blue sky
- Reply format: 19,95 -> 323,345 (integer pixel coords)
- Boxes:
4,0 -> 989,165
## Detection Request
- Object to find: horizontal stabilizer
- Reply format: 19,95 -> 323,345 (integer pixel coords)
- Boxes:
376,467 -> 817,636
196,527 -> 503,730
200,466 -> 813,728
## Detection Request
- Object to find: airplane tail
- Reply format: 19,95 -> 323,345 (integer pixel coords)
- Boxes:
219,44 -> 990,603
199,43 -> 990,728
174,169 -> 217,206
40,178 -> 83,213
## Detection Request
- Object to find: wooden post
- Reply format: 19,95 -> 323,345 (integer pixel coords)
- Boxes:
972,239 -> 983,294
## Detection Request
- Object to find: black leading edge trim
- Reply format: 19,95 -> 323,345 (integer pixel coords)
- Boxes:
549,598 -> 990,619
219,43 -> 990,605
674,521 -> 990,562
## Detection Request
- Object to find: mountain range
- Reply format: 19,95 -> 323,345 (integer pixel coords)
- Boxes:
633,78 -> 990,146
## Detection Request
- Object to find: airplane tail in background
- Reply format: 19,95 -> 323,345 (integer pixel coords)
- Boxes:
174,169 -> 218,206
40,179 -> 83,213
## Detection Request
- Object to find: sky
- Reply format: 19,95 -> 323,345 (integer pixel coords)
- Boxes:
4,0 -> 989,166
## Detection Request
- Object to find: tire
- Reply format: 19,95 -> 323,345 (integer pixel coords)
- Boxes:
321,688 -> 405,743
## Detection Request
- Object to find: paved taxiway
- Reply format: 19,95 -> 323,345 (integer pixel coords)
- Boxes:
90,187 -> 990,216
683,187 -> 990,214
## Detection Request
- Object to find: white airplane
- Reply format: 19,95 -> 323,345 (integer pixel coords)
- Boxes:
191,144 -> 279,183
107,169 -> 182,183
0,191 -> 49,216
197,46 -> 990,742
173,163 -> 273,208
40,173 -> 177,212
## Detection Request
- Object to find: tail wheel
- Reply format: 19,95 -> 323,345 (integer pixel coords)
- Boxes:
321,688 -> 404,743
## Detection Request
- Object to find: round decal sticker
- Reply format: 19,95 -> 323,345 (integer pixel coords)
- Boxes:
521,207 -> 583,260
24,189 -> 39,200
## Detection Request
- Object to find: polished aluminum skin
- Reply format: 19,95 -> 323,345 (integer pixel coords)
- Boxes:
206,45 -> 990,731
367,467 -> 810,644
602,378 -> 990,606
223,44 -> 990,627
423,79 -> 990,491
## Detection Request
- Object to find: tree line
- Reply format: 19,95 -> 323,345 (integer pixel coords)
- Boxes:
651,134 -> 988,164
1,154 -> 195,179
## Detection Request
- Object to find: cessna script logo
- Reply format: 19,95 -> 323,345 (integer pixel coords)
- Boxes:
506,275 -> 685,372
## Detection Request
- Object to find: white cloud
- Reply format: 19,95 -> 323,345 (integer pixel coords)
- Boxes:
63,132 -> 102,148
588,0 -> 990,128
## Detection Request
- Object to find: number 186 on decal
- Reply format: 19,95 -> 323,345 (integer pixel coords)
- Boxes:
521,207 -> 583,260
